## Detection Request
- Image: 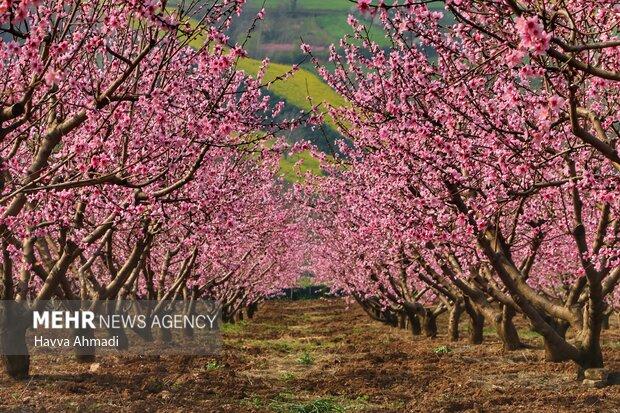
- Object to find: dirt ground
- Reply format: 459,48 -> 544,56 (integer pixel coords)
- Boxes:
0,298 -> 619,412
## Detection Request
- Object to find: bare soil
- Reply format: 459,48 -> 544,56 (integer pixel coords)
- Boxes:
0,299 -> 619,412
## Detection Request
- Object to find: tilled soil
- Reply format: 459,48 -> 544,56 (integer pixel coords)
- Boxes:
0,298 -> 619,412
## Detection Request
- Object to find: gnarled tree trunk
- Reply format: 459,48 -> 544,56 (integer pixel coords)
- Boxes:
398,311 -> 407,329
496,305 -> 524,351
0,304 -> 30,379
576,293 -> 605,372
464,300 -> 484,344
247,302 -> 258,319
448,300 -> 463,342
422,310 -> 438,338
538,317 -> 571,362
405,308 -> 421,336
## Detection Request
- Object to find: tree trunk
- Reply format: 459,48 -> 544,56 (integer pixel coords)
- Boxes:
601,309 -> 611,330
496,305 -> 524,351
398,312 -> 407,329
0,304 -> 30,379
601,315 -> 609,330
183,291 -> 197,339
448,301 -> 463,342
540,318 -> 572,362
380,309 -> 397,327
464,299 -> 484,344
577,344 -> 604,372
111,325 -> 130,350
158,308 -> 173,344
247,302 -> 258,319
406,309 -> 421,336
422,310 -> 438,339
576,295 -> 604,371
73,326 -> 96,362
183,323 -> 194,339
221,306 -> 232,324
1,341 -> 29,379
159,324 -> 172,343
542,337 -> 572,363
67,301 -> 97,362
132,321 -> 154,342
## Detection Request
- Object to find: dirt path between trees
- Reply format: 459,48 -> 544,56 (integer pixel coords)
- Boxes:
0,298 -> 618,412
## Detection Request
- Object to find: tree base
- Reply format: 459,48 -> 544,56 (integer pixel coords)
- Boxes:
2,355 -> 30,380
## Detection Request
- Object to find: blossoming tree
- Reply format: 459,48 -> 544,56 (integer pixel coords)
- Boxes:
305,0 -> 620,374
0,0 -> 302,379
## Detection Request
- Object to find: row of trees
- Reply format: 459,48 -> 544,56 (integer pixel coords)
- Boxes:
304,0 -> 620,376
0,0 -> 304,379
3,0 -> 619,385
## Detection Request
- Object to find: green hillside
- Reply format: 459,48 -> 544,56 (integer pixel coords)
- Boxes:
228,0 -> 392,64
236,59 -> 346,119
172,1 -> 448,182
268,0 -> 357,11
180,12 -> 346,181
279,150 -> 323,182
177,2 -> 408,181
183,15 -> 345,117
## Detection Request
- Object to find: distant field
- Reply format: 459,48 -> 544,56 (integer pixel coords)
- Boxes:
183,16 -> 346,114
181,14 -> 344,181
168,0 -> 359,11
279,150 -> 323,182
260,0 -> 358,11
229,0 -> 393,64
175,1 -> 448,180
251,0 -> 444,12
237,59 -> 345,116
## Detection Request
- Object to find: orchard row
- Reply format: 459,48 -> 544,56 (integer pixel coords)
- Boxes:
303,0 -> 620,379
0,0 -> 305,379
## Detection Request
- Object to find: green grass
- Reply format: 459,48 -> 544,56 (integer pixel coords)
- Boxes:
170,0 -> 356,12
269,393 -> 345,413
287,398 -> 345,413
180,15 -> 340,181
244,393 -> 376,413
518,329 -> 543,340
297,275 -> 315,288
279,150 -> 323,181
280,371 -> 297,382
237,58 -> 346,115
244,396 -> 264,410
256,0 -> 445,11
235,0 -> 445,12
242,0 -> 391,47
297,351 -> 314,366
433,345 -> 452,355
483,326 -> 497,336
181,15 -> 343,182
181,15 -> 346,115
314,12 -> 388,45
240,0 -> 442,48
221,321 -> 248,334
205,360 -> 222,371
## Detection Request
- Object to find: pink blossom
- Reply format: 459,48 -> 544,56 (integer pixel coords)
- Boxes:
515,16 -> 551,55
43,68 -> 61,86
357,0 -> 371,14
